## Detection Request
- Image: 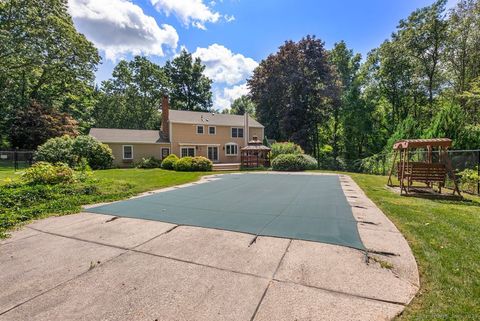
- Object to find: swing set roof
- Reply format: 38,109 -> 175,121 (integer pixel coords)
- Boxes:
393,138 -> 452,150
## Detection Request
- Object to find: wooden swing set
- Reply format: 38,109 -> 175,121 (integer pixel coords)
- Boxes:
387,138 -> 461,196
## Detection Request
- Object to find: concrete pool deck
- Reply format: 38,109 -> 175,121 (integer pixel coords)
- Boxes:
0,173 -> 419,321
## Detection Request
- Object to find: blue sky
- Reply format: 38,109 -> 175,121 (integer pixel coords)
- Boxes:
68,0 -> 458,110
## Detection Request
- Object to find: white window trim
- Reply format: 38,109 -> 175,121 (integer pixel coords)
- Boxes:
231,127 -> 244,138
181,146 -> 196,157
196,125 -> 204,135
225,143 -> 238,156
208,126 -> 216,135
122,145 -> 133,160
208,146 -> 219,162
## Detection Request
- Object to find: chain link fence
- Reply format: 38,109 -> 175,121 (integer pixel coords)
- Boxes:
357,149 -> 480,195
0,150 -> 35,171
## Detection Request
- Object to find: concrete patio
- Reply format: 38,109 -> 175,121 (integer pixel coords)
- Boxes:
0,174 -> 419,321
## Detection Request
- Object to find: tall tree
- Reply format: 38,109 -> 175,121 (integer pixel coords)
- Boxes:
229,95 -> 256,115
164,50 -> 213,111
0,0 -> 100,146
397,0 -> 447,109
94,56 -> 169,130
249,35 -> 340,155
328,41 -> 361,165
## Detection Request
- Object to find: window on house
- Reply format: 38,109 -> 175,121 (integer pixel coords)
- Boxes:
208,126 -> 216,135
123,145 -> 133,159
225,143 -> 238,156
197,125 -> 204,134
181,147 -> 195,157
231,127 -> 244,138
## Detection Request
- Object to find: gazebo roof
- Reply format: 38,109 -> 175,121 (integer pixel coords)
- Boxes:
241,145 -> 271,151
241,138 -> 271,151
393,138 -> 452,150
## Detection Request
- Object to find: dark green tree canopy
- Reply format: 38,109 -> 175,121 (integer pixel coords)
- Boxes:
249,35 -> 340,154
229,95 -> 256,116
164,49 -> 213,111
0,0 -> 100,147
94,56 -> 169,130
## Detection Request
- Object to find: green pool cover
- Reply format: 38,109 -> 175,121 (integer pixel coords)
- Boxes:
86,173 -> 365,250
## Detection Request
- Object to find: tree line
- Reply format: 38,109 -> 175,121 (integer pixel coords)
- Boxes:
250,0 -> 480,169
1,0 -> 479,168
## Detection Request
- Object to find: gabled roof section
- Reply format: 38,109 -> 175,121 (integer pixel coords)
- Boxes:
168,110 -> 264,128
89,128 -> 169,144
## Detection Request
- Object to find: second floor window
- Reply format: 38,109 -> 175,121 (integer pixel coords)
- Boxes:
231,127 -> 244,138
209,126 -> 216,135
197,125 -> 204,134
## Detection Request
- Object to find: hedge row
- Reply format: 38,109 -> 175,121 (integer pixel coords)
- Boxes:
271,154 -> 318,171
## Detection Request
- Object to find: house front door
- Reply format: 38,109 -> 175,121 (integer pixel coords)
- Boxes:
207,146 -> 219,162
161,148 -> 170,159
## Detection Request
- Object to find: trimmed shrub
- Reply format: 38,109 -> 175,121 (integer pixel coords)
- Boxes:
298,154 -> 318,170
174,157 -> 194,171
22,162 -> 75,185
270,142 -> 303,160
272,153 -> 318,171
35,135 -> 113,170
72,135 -> 114,169
35,136 -> 76,167
161,154 -> 179,170
136,157 -> 162,169
172,156 -> 213,171
192,156 -> 213,171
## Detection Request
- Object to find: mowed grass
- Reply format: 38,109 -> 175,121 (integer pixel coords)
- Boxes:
92,168 -> 206,194
0,167 -> 18,181
347,173 -> 480,321
0,168 -> 206,237
2,167 -> 480,319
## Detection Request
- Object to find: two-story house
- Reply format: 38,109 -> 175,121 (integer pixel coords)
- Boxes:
89,96 -> 266,167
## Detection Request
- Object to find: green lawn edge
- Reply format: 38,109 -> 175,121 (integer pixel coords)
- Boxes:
2,168 -> 479,320
339,172 -> 480,321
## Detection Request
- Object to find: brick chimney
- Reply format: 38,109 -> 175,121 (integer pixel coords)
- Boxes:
161,95 -> 169,138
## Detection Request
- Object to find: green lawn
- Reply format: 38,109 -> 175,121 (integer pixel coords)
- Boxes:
0,168 -> 206,237
1,168 -> 479,319
346,173 -> 480,321
0,167 -> 19,181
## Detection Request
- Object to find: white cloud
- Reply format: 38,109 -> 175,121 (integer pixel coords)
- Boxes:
68,0 -> 179,61
189,44 -> 257,110
150,0 -> 226,29
213,83 -> 250,110
193,44 -> 258,86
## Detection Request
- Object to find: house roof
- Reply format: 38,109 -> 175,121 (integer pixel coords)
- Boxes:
89,128 -> 169,144
169,110 -> 263,128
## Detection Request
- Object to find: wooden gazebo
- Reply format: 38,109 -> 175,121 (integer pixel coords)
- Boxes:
240,138 -> 271,168
387,138 -> 461,196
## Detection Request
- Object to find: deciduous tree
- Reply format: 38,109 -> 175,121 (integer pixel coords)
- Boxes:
9,100 -> 78,149
164,50 -> 213,111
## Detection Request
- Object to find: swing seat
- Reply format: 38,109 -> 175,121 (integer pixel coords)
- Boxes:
404,162 -> 447,185
397,162 -> 447,194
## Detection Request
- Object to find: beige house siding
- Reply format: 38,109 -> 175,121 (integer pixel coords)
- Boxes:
170,123 -> 264,163
94,115 -> 265,166
107,143 -> 171,167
